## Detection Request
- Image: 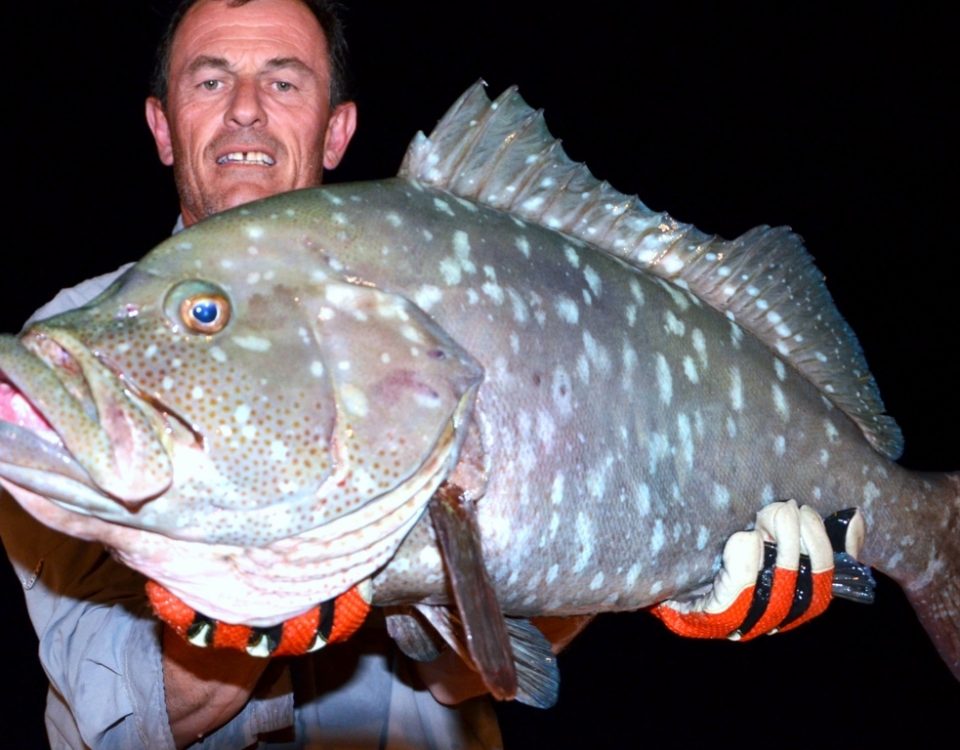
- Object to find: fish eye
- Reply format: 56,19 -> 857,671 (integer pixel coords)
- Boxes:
180,294 -> 231,334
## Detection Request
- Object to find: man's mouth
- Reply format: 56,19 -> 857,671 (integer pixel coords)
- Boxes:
216,151 -> 276,166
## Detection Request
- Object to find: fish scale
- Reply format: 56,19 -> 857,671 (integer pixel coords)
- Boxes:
0,84 -> 956,677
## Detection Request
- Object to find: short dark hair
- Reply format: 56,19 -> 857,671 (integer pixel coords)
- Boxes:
150,0 -> 351,107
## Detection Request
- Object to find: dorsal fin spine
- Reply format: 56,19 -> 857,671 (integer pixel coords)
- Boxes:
400,82 -> 903,459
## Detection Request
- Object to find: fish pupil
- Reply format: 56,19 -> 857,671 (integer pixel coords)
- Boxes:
192,300 -> 219,324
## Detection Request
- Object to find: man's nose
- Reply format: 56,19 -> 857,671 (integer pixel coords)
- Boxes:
225,79 -> 266,128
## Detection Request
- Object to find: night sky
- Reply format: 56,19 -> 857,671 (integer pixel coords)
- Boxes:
4,2 -> 958,746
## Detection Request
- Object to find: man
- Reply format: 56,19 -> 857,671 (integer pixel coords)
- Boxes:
1,1 -> 498,747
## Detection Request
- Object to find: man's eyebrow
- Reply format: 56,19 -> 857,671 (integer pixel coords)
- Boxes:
263,57 -> 315,76
185,55 -> 232,75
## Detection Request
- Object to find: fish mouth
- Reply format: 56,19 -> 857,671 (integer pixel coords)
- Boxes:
0,330 -> 179,513
216,150 -> 277,167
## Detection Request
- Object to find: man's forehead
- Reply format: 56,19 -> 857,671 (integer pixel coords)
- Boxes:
171,0 -> 329,75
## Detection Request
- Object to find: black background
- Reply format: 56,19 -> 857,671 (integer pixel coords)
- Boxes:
4,2 -> 958,746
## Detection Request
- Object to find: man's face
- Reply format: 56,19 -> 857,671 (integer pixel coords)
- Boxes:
146,0 -> 356,226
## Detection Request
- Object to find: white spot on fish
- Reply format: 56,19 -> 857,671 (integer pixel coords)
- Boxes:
549,512 -> 560,538
691,328 -> 708,368
246,271 -> 261,285
576,353 -> 590,383
648,432 -> 669,474
144,344 -> 158,359
863,481 -> 881,508
664,310 -> 686,336
650,580 -> 664,596
466,289 -> 479,305
219,259 -> 235,269
583,331 -> 611,375
401,324 -> 424,344
651,519 -> 665,555
323,193 -> 344,206
629,278 -> 645,305
589,571 -> 605,590
625,304 -> 637,327
507,289 -> 528,324
537,409 -> 556,446
433,198 -> 455,216
522,195 -> 545,212
726,415 -> 737,438
337,360 -> 351,371
385,211 -> 402,227
656,353 -> 673,405
729,367 -> 743,411
246,226 -> 264,240
772,384 -> 790,421
563,245 -> 581,269
551,367 -> 573,416
713,483 -> 731,509
514,235 -> 531,258
621,343 -> 638,391
546,564 -> 559,584
418,546 -> 442,569
191,386 -> 204,400
414,285 -> 443,311
683,356 -> 699,384
555,296 -> 579,324
730,321 -> 744,349
583,266 -> 602,297
761,484 -> 775,502
696,526 -> 709,551
162,376 -> 174,391
572,512 -> 594,573
439,257 -> 461,286
824,419 -> 839,443
819,449 -> 830,466
509,332 -> 520,354
310,361 -> 324,378
635,483 -> 651,516
677,413 -> 694,468
773,358 -> 787,381
774,435 -> 786,456
233,404 -> 251,424
270,440 -> 288,461
482,281 -> 504,305
626,562 -> 641,588
658,279 -> 690,311
232,335 -> 271,352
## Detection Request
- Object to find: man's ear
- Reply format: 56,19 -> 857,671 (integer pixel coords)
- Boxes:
323,101 -> 358,170
145,97 -> 175,166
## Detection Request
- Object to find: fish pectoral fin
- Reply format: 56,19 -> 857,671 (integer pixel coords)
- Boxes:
428,482 -> 517,701
650,502 -> 874,640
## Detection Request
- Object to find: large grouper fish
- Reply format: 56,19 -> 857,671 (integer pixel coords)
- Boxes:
0,84 -> 957,700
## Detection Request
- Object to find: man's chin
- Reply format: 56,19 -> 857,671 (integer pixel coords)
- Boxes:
216,181 -> 289,213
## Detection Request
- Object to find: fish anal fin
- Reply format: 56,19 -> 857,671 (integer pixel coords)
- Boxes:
428,482 -> 517,701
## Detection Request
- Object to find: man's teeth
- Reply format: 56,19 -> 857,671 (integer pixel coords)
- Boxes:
217,152 -> 276,166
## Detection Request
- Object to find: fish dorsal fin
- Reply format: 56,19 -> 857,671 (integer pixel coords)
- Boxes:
400,82 -> 903,459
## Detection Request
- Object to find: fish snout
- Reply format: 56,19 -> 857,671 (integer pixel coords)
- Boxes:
9,328 -> 174,506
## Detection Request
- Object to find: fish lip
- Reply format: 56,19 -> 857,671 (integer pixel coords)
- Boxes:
1,329 -> 180,504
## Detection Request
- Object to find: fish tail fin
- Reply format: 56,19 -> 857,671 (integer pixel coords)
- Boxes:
899,471 -> 960,679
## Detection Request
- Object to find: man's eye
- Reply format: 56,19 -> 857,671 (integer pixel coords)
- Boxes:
274,81 -> 295,92
201,79 -> 220,91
